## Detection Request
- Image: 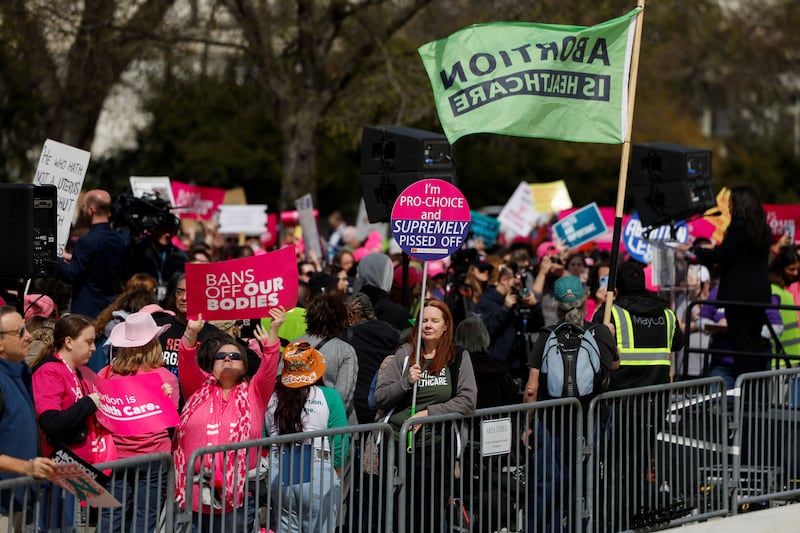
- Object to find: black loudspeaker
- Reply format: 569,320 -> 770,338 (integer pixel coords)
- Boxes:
361,126 -> 456,222
629,142 -> 716,227
0,184 -> 58,279
361,170 -> 457,223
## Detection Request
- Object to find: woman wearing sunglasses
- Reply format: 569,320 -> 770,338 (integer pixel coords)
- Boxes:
173,306 -> 286,533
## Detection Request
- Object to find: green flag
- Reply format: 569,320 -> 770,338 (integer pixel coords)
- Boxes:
418,8 -> 640,145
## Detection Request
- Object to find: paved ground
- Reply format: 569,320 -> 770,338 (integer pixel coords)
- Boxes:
675,503 -> 800,531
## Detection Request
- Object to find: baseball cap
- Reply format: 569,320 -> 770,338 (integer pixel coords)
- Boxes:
554,276 -> 585,303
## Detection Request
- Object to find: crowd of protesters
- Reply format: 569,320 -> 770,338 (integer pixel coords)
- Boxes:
2,187 -> 800,532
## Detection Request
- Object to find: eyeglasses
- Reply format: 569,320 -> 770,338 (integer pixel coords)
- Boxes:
0,325 -> 27,338
300,270 -> 315,276
214,351 -> 244,361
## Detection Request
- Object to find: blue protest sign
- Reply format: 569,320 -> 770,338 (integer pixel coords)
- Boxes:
470,210 -> 500,247
552,202 -> 608,249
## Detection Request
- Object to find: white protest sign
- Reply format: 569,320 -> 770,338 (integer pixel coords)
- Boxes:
218,204 -> 268,235
32,139 -> 90,256
480,417 -> 512,457
497,181 -> 538,238
295,194 -> 324,263
129,176 -> 175,206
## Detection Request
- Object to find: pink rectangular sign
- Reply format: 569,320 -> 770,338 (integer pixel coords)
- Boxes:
94,372 -> 179,436
172,180 -> 226,220
185,246 -> 299,320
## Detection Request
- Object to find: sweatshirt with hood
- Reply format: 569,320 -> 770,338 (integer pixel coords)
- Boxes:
355,254 -> 413,331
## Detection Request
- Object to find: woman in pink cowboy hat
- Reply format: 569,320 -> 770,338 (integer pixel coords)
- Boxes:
98,311 -> 177,532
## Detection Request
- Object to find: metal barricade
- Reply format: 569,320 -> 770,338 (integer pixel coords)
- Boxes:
11,374 -> 800,532
395,398 -> 582,533
586,378 -> 729,532
0,452 -> 174,533
732,367 -> 800,512
177,422 -> 394,533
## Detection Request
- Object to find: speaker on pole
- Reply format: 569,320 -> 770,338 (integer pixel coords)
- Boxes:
360,125 -> 456,223
629,142 -> 716,227
0,184 -> 58,279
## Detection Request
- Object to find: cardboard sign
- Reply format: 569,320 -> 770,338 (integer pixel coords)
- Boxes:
552,202 -> 608,249
530,180 -> 573,214
32,139 -> 90,256
497,181 -> 538,238
218,204 -> 268,235
172,181 -> 226,220
93,373 -> 179,436
49,448 -> 121,508
185,246 -> 299,320
295,194 -> 324,262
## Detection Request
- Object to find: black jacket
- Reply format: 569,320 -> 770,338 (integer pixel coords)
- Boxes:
359,284 -> 413,332
340,319 -> 401,423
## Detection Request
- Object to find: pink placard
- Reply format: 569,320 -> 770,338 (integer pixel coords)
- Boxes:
171,181 -> 226,220
185,246 -> 299,320
93,372 -> 179,435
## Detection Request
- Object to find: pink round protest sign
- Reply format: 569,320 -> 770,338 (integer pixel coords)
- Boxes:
390,179 -> 471,261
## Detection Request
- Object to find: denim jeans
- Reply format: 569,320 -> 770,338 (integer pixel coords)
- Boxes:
269,452 -> 341,532
97,460 -> 167,533
190,499 -> 256,533
37,482 -> 76,533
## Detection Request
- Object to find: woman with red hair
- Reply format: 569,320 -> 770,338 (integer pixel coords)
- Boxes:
375,299 -> 477,531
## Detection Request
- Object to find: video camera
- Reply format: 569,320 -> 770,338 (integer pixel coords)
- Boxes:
111,194 -> 180,240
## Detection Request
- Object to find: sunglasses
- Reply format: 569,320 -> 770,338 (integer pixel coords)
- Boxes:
214,351 -> 244,361
0,325 -> 27,338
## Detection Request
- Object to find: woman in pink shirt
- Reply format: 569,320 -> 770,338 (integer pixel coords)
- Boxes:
30,314 -> 101,532
173,306 -> 285,533
98,311 -> 177,533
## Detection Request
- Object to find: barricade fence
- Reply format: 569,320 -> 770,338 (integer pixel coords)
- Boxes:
732,367 -> 800,512
2,373 -> 799,533
0,452 -> 174,533
587,378 -> 730,532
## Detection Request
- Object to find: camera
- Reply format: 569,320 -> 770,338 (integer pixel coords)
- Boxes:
111,194 -> 180,240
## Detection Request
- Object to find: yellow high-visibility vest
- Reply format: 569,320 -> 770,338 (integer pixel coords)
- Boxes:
611,304 -> 676,366
772,284 -> 800,367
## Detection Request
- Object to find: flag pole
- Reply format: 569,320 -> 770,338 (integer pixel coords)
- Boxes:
603,0 -> 646,325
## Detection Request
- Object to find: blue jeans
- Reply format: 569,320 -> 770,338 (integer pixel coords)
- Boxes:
191,499 -> 255,533
709,363 -> 737,391
528,422 -> 565,533
97,460 -> 167,533
269,452 -> 341,532
37,483 -> 76,533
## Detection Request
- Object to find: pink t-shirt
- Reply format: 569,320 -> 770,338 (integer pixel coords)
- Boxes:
32,359 -> 97,462
99,366 -> 179,458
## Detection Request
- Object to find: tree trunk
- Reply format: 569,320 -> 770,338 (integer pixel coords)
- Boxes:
279,104 -> 321,212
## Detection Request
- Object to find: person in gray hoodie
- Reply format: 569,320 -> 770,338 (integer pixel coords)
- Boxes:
354,253 -> 413,331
